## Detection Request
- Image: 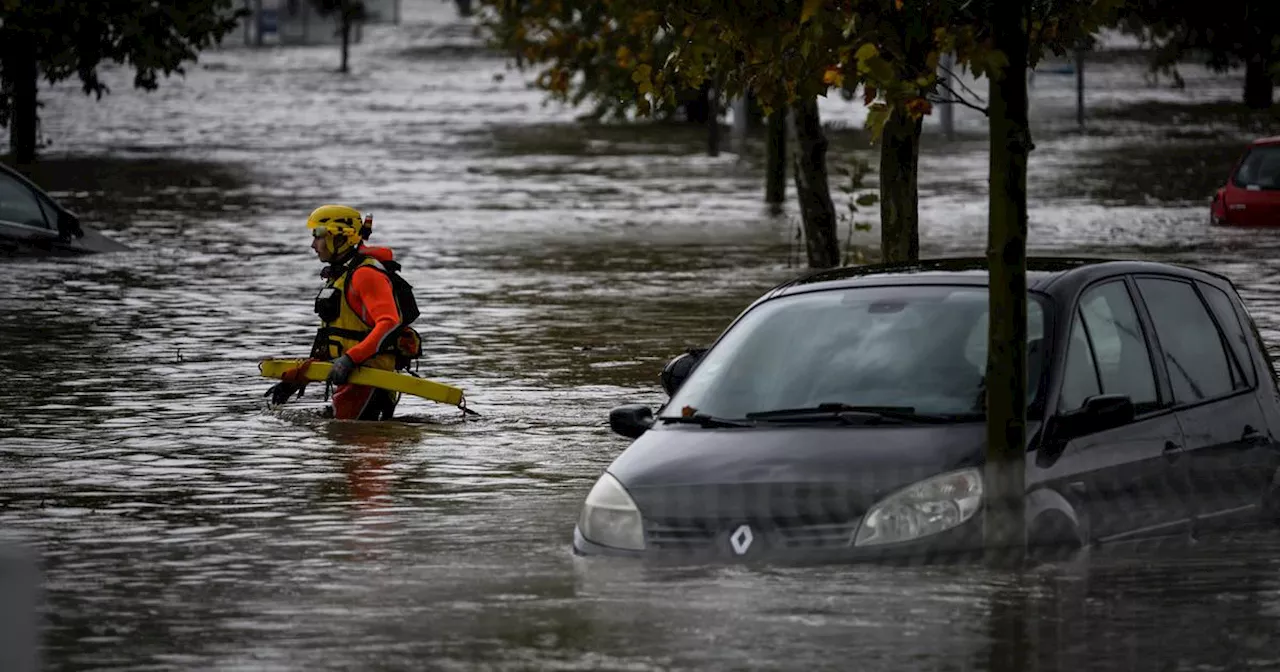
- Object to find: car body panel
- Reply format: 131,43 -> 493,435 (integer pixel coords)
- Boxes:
1032,410 -> 1191,543
611,423 -> 990,556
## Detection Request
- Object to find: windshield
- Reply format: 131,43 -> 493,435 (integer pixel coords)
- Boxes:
1233,145 -> 1280,190
664,285 -> 1047,420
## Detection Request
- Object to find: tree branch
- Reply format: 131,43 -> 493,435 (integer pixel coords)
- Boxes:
928,94 -> 989,116
939,64 -> 986,103
934,77 -> 988,114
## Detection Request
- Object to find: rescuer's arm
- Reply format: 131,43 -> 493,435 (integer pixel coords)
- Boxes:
343,266 -> 403,365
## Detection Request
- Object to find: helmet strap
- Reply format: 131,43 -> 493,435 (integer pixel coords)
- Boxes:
331,243 -> 361,268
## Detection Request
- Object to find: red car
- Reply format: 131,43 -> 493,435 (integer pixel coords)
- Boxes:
1211,136 -> 1280,226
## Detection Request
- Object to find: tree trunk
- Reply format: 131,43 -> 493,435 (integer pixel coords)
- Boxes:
682,83 -> 711,124
765,109 -> 787,206
790,97 -> 839,269
1244,56 -> 1274,110
454,0 -> 473,17
339,15 -> 351,73
878,106 -> 921,263
707,85 -> 720,157
984,0 -> 1032,566
2,32 -> 39,165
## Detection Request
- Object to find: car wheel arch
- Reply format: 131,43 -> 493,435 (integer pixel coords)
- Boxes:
1025,486 -> 1088,548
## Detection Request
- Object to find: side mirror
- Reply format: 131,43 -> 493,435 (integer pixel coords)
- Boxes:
57,210 -> 83,240
660,348 -> 706,397
1056,394 -> 1135,442
609,404 -> 654,440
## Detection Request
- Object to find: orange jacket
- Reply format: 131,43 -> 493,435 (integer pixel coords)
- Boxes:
341,245 -> 402,365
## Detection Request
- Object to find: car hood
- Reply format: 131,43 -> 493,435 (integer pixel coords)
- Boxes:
609,423 -> 1000,522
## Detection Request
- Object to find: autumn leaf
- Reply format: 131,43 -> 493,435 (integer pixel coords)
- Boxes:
863,83 -> 878,106
823,66 -> 844,87
905,96 -> 933,118
894,0 -> 903,9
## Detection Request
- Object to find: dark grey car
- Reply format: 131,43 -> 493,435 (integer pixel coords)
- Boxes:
574,258 -> 1280,563
0,162 -> 125,256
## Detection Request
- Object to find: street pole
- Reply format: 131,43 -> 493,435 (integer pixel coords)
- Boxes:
940,52 -> 955,140
1075,48 -> 1086,130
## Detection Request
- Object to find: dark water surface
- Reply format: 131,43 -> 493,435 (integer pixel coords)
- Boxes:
4,4 -> 1280,670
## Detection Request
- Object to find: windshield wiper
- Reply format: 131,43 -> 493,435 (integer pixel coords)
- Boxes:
657,412 -> 754,429
745,403 -> 980,425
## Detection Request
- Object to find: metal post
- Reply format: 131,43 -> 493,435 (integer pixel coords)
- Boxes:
253,0 -> 264,46
939,52 -> 955,140
1075,48 -> 1086,130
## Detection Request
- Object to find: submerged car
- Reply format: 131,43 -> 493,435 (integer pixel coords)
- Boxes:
1210,136 -> 1280,226
574,258 -> 1280,563
0,162 -> 125,256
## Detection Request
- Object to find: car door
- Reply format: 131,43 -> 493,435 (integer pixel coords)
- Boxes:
1133,275 -> 1276,534
1034,278 -> 1192,544
0,169 -> 64,254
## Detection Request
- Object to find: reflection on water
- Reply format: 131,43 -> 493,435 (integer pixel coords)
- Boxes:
3,2 -> 1280,669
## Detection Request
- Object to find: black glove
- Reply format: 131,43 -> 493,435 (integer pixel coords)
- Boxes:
327,354 -> 357,385
265,382 -> 302,405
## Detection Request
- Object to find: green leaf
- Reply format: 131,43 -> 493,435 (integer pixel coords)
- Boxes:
865,57 -> 895,84
855,43 -> 879,63
800,0 -> 822,24
865,102 -> 890,142
855,193 -> 879,206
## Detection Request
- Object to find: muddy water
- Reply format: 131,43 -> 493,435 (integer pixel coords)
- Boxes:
4,3 -> 1280,670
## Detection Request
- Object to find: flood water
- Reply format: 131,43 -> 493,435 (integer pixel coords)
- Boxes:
4,3 -> 1280,670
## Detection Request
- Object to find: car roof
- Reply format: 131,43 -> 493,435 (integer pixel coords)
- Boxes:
764,256 -> 1237,303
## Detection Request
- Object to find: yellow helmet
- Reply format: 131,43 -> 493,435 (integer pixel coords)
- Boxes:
306,204 -> 368,256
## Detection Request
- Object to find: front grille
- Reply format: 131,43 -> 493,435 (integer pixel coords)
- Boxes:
646,521 -> 716,549
774,522 -> 860,548
645,518 -> 860,552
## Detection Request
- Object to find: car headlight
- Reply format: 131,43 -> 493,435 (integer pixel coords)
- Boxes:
853,468 -> 983,547
577,472 -> 645,551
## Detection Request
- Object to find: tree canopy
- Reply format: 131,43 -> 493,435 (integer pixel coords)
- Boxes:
1116,0 -> 1280,108
1,0 -> 244,161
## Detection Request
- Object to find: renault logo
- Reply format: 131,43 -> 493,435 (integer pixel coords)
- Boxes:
729,524 -> 754,555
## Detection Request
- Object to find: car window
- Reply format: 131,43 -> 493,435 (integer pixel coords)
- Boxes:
1198,282 -> 1255,388
1136,277 -> 1236,404
34,193 -> 59,231
0,172 -> 51,229
1233,145 -> 1280,190
1059,310 -> 1102,411
1077,280 -> 1159,409
663,285 -> 1048,418
962,300 -> 1045,376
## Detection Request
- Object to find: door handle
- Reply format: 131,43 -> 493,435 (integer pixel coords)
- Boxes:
1163,440 -> 1182,463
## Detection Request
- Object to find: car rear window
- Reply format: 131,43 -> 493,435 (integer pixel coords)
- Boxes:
1232,145 -> 1280,190
1136,277 -> 1240,403
1198,282 -> 1257,388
